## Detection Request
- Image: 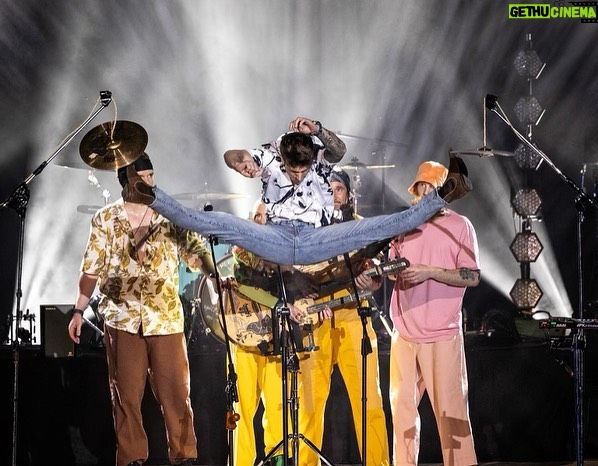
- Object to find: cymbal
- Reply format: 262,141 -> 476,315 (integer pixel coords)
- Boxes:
336,131 -> 406,146
79,121 -> 148,170
340,161 -> 396,170
172,192 -> 249,201
450,147 -> 514,157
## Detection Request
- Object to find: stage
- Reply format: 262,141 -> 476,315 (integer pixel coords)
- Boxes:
1,324 -> 597,466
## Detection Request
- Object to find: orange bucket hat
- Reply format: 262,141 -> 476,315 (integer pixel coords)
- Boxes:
408,161 -> 448,195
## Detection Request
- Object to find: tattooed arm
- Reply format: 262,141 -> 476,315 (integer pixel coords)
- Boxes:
398,264 -> 481,288
317,126 -> 347,163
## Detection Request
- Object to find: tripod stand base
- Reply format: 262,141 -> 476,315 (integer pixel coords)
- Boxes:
258,434 -> 335,466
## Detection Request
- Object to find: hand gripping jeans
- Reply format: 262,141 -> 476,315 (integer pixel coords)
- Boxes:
150,188 -> 446,265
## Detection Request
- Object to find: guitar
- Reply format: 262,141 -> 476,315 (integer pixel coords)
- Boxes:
294,257 -> 410,322
218,257 -> 410,349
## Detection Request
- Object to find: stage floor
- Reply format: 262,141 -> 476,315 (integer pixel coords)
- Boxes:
137,459 -> 598,466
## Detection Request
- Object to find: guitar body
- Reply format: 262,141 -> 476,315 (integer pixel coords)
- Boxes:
222,288 -> 275,349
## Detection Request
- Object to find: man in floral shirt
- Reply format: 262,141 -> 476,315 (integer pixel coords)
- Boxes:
68,153 -> 215,466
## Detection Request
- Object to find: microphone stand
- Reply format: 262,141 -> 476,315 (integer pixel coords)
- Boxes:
486,94 -> 597,466
342,252 -> 372,466
0,91 -> 112,466
205,234 -> 240,465
258,266 -> 335,466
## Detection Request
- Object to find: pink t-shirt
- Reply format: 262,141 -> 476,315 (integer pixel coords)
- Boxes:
389,209 -> 479,343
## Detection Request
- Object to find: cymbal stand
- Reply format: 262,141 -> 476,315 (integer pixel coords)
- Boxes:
87,170 -> 111,205
343,252 -> 372,466
375,147 -> 395,337
258,266 -> 335,466
0,91 -> 111,466
487,94 -> 598,466
204,235 -> 240,465
350,169 -> 362,216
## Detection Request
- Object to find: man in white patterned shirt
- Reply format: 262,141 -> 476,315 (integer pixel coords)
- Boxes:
224,116 -> 346,228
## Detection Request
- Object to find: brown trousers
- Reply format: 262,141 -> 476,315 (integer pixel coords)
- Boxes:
104,325 -> 197,466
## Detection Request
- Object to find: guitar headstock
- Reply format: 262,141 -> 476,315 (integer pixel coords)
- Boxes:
381,257 -> 410,274
365,257 -> 410,278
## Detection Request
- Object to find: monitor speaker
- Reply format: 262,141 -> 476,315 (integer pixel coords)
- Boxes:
41,304 -> 74,357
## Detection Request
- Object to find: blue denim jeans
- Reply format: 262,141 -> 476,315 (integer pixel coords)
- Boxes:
151,188 -> 446,265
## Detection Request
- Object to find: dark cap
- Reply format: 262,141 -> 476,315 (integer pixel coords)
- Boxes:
330,168 -> 351,192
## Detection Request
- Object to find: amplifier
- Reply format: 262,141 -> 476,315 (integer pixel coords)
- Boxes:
41,304 -> 75,358
539,317 -> 598,330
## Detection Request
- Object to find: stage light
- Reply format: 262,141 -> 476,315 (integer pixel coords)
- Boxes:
513,48 -> 545,79
510,278 -> 543,310
510,231 -> 543,263
511,188 -> 542,217
514,142 -> 543,170
514,96 -> 545,126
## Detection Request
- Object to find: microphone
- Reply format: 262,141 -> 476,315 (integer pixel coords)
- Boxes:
485,94 -> 498,110
203,202 -> 213,211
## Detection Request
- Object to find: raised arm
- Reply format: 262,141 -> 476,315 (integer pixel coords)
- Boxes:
223,149 -> 263,178
288,116 -> 346,163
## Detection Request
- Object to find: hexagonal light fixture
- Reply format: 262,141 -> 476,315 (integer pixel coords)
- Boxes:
514,96 -> 545,126
511,188 -> 542,217
510,231 -> 543,262
514,48 -> 545,79
514,142 -> 543,170
510,278 -> 543,309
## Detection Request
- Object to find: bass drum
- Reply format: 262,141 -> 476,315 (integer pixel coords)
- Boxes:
196,253 -> 236,345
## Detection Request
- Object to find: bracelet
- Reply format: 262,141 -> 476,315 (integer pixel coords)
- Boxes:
312,120 -> 323,136
71,308 -> 84,316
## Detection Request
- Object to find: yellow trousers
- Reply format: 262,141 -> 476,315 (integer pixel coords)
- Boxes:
298,308 -> 390,466
229,344 -> 285,466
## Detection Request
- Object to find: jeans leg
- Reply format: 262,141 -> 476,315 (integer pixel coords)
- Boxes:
295,191 -> 445,264
151,188 -> 297,263
151,188 -> 444,265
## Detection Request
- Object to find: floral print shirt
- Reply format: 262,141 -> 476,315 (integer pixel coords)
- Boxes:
81,199 -> 211,336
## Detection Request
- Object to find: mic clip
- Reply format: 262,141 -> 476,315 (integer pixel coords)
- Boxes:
485,94 -> 498,110
100,90 -> 112,107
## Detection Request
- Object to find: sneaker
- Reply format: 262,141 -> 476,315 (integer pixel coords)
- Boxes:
123,165 -> 156,205
438,152 -> 473,202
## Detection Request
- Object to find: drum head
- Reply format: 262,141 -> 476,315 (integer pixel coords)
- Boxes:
195,253 -> 236,345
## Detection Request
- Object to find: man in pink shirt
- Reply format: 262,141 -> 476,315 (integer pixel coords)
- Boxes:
388,159 -> 480,466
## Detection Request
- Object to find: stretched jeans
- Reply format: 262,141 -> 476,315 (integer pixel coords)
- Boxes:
150,188 -> 446,265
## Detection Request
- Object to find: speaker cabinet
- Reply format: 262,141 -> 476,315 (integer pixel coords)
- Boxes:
41,304 -> 74,358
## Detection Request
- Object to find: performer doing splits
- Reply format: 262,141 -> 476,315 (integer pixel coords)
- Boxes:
123,117 -> 471,265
